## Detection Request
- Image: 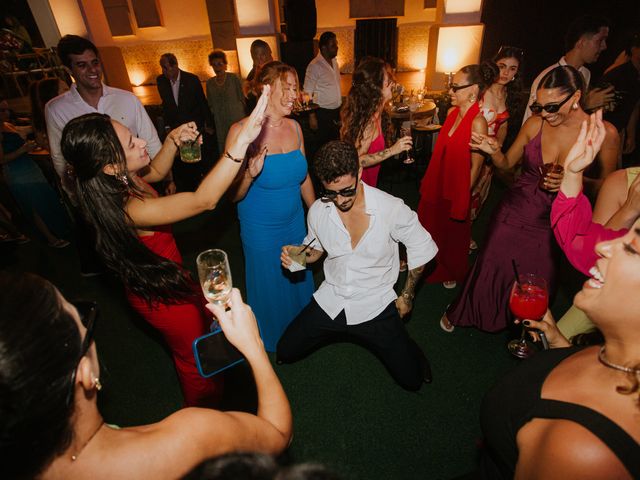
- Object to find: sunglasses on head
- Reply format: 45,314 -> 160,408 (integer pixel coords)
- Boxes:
65,301 -> 99,406
450,82 -> 477,92
529,91 -> 575,114
496,45 -> 524,59
320,182 -> 358,202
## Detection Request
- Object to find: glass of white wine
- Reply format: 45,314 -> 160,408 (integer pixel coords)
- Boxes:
197,249 -> 232,308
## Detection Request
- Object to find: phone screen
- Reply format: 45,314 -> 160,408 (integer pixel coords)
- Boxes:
192,328 -> 244,378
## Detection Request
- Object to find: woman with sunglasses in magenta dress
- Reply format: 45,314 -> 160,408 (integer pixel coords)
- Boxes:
441,66 -> 619,333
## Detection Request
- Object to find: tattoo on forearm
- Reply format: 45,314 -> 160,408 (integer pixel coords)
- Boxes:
360,148 -> 391,167
402,265 -> 424,297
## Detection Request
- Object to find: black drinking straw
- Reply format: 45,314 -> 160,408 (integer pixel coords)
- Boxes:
300,237 -> 316,253
511,259 -> 521,288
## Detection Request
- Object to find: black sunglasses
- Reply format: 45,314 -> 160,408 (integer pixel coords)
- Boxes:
450,83 -> 477,92
65,301 -> 99,406
530,91 -> 575,114
320,182 -> 358,202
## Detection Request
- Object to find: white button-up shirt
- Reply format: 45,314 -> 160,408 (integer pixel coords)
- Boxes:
45,83 -> 162,179
304,182 -> 438,325
522,56 -> 591,124
303,52 -> 342,109
170,70 -> 181,106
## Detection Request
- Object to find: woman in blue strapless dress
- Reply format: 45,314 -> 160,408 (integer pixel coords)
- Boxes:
442,66 -> 619,333
229,62 -> 315,351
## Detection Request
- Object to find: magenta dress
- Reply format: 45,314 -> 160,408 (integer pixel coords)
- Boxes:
446,128 -> 561,332
361,120 -> 384,187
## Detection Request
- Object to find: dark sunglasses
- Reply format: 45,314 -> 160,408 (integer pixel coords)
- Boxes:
450,83 -> 477,92
530,91 -> 575,114
320,182 -> 358,202
65,301 -> 99,406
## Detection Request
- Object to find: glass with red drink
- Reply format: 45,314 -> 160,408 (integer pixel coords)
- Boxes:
507,273 -> 548,358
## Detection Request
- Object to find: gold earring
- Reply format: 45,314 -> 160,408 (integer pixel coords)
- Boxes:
572,103 -> 578,110
93,377 -> 102,391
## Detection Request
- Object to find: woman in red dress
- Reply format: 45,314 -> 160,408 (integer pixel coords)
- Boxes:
59,89 -> 269,407
417,63 -> 493,289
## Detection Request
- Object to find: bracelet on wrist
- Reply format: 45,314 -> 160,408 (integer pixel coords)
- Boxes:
224,151 -> 244,163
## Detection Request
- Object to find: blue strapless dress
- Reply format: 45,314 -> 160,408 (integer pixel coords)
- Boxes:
237,148 -> 314,351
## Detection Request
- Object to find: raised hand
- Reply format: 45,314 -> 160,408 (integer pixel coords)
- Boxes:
469,132 -> 499,155
238,84 -> 271,145
246,145 -> 268,179
564,110 -> 606,174
168,122 -> 198,147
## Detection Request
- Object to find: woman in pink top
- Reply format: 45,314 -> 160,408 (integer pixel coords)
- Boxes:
340,57 -> 412,186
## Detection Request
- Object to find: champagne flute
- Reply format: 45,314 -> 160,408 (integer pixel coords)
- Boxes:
197,249 -> 233,310
399,126 -> 414,165
507,273 -> 548,358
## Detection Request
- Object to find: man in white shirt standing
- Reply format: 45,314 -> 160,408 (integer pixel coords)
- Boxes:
304,32 -> 342,143
45,35 -> 163,276
522,15 -> 613,124
278,141 -> 437,390
46,35 -> 162,193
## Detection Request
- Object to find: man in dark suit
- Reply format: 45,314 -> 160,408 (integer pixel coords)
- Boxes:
157,53 -> 215,192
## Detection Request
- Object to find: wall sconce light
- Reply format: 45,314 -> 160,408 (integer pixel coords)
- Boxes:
434,24 -> 484,89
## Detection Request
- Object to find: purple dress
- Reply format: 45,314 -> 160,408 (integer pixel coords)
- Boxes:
446,128 -> 560,332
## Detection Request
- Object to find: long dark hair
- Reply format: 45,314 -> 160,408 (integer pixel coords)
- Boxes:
60,113 -> 195,303
492,46 -> 525,124
538,65 -> 586,109
340,57 -> 393,150
0,272 -> 80,479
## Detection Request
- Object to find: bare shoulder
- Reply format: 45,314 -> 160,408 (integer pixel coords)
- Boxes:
603,120 -> 620,144
517,419 -> 632,479
473,114 -> 488,130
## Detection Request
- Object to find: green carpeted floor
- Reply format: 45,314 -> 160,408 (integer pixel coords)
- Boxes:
1,160 -> 578,479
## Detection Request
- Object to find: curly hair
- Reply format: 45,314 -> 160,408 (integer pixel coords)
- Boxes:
209,49 -> 227,65
313,140 -> 359,184
340,57 -> 393,151
61,113 -> 195,304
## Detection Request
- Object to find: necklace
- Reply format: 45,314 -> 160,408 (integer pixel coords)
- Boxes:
267,119 -> 284,128
71,421 -> 104,461
598,346 -> 640,375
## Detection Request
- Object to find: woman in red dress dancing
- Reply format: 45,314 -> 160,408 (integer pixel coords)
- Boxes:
417,63 -> 492,289
59,88 -> 270,406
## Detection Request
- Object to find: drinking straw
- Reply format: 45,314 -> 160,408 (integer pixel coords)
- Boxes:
511,259 -> 521,287
300,237 -> 316,253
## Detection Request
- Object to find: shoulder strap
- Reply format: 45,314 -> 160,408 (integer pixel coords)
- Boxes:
533,399 -> 640,478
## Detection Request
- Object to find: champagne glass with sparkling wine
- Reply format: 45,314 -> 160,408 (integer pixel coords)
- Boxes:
197,249 -> 232,308
508,273 -> 548,358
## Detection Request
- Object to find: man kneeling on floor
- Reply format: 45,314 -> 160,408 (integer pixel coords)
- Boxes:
277,140 -> 438,390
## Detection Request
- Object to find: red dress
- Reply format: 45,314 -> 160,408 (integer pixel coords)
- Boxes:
126,203 -> 223,407
361,119 -> 385,187
418,103 -> 479,283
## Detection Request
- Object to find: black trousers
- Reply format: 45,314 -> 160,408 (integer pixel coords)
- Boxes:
315,106 -> 341,144
276,298 -> 425,391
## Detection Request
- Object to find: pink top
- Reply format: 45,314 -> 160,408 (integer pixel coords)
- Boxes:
361,120 -> 385,187
550,191 -> 627,275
